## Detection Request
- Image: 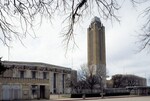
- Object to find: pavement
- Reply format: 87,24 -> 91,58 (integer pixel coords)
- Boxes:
52,96 -> 150,101
23,95 -> 150,101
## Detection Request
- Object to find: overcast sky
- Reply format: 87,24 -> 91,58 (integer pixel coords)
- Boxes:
0,1 -> 150,85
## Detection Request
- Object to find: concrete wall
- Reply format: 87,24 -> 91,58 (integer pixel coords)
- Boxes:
0,61 -> 76,100
22,84 -> 31,99
50,72 -> 54,93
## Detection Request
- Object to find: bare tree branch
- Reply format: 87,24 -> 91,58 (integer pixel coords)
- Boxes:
0,0 -> 121,50
130,0 -> 150,52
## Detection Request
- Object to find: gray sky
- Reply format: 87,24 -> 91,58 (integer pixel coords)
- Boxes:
0,1 -> 150,85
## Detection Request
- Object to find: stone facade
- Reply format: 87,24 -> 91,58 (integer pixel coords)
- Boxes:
0,61 -> 76,100
87,17 -> 106,87
110,74 -> 147,88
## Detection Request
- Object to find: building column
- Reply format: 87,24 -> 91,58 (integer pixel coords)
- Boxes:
57,73 -> 63,93
49,72 -> 53,94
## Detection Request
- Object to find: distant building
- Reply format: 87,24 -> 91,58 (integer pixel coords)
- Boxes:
87,17 -> 106,87
0,61 -> 76,100
107,74 -> 147,88
106,79 -> 113,88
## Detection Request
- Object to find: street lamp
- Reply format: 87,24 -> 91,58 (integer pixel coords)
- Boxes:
99,76 -> 104,99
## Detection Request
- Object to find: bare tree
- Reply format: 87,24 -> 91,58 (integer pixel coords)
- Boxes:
0,57 -> 8,75
112,74 -> 124,88
86,74 -> 99,93
112,74 -> 146,88
73,64 -> 89,93
74,64 -> 102,93
148,76 -> 150,85
130,0 -> 150,51
0,0 -> 120,48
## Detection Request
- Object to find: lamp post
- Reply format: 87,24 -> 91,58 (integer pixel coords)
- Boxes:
100,75 -> 109,98
99,76 -> 104,99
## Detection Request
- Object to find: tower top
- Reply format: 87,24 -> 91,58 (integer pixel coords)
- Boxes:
91,16 -> 101,23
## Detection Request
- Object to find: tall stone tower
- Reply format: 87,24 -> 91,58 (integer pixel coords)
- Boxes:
87,16 -> 106,87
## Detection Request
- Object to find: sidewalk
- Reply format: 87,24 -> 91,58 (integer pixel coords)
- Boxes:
50,95 -> 141,101
20,95 -> 150,101
52,96 -> 150,101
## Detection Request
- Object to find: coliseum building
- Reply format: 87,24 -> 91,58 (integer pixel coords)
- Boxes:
111,74 -> 147,88
0,61 -> 76,100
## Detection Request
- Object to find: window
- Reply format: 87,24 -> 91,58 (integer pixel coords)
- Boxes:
32,71 -> 36,79
43,72 -> 47,79
62,74 -> 65,93
31,85 -> 38,96
20,71 -> 25,78
53,73 -> 56,93
99,30 -> 102,61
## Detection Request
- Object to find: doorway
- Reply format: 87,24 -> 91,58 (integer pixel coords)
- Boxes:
40,85 -> 45,99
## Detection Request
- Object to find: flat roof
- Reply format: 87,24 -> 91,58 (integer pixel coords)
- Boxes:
2,61 -> 71,70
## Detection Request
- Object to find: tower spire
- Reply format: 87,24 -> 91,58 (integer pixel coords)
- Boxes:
91,16 -> 101,23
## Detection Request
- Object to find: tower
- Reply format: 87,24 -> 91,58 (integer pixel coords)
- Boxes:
87,16 -> 106,87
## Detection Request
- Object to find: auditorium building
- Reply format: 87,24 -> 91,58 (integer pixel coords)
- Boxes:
0,61 -> 77,100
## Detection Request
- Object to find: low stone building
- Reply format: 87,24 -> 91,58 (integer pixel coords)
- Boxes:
0,61 -> 76,100
109,74 -> 147,88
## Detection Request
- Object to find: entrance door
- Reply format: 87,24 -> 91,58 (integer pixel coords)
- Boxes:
40,85 -> 45,99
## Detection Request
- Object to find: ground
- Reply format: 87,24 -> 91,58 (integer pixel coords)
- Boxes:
22,96 -> 150,101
